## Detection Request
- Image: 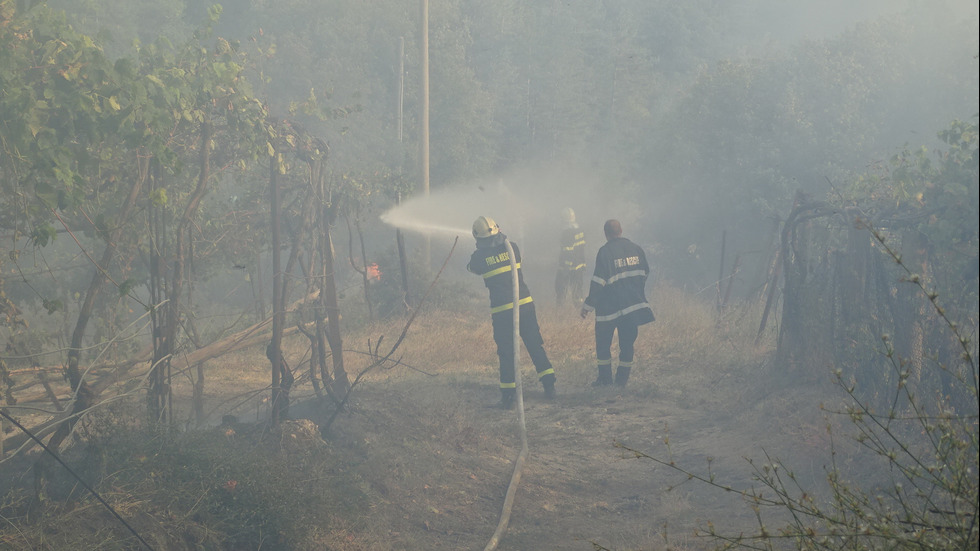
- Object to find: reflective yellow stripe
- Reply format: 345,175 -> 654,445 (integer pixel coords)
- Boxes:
482,262 -> 521,279
595,302 -> 651,323
490,296 -> 533,314
500,382 -> 517,389
607,269 -> 646,284
618,361 -> 633,368
537,368 -> 555,378
597,359 -> 612,366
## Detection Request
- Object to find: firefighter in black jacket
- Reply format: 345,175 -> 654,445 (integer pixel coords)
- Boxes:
580,219 -> 655,386
468,216 -> 557,408
556,207 -> 587,307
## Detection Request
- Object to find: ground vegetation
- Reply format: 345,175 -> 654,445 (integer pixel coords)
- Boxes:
0,1 -> 977,549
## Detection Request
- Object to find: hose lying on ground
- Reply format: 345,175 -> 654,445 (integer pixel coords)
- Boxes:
484,238 -> 529,551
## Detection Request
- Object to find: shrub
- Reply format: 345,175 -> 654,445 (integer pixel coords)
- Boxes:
625,235 -> 979,550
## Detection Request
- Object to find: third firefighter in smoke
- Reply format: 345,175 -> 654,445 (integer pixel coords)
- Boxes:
556,207 -> 587,307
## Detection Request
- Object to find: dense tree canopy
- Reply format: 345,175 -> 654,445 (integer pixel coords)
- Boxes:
0,2 -> 976,548
1,0 -> 976,407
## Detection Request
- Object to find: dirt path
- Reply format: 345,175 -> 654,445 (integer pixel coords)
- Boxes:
303,355 -> 832,551
163,300 -> 835,550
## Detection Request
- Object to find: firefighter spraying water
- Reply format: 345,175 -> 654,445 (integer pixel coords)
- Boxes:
467,216 -> 557,408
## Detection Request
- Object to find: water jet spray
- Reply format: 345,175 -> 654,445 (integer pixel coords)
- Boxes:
380,180 -> 526,239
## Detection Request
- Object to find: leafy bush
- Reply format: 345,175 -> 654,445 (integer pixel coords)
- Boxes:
626,235 -> 979,550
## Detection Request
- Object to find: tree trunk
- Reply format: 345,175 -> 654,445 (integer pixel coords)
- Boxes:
269,152 -> 287,425
894,229 -> 929,384
251,250 -> 267,321
318,175 -> 349,395
149,121 -> 213,424
35,153 -> 144,497
347,212 -> 374,321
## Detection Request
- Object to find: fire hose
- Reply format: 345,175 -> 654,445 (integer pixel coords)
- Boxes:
483,237 -> 529,550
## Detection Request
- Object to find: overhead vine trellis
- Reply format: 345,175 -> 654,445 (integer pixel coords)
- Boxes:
758,189 -> 976,412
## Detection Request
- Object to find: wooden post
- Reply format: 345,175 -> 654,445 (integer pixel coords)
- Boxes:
396,194 -> 412,308
396,40 -> 412,307
721,253 -> 741,313
716,230 -> 726,314
397,37 -> 404,143
420,0 -> 430,267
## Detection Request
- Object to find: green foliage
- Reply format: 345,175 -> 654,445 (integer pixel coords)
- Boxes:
847,119 -> 979,313
28,223 -> 57,247
0,0 -> 122,232
644,8 -> 978,290
117,278 -> 138,297
891,120 -> 978,249
47,0 -> 192,57
624,207 -> 979,549
0,5 -> 976,546
40,297 -> 64,314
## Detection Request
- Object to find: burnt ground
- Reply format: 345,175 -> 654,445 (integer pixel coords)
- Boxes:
280,317 -> 844,551
0,298 -> 852,551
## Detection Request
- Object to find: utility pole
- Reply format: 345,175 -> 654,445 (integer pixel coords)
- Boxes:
396,37 -> 411,307
398,37 -> 404,143
420,0 -> 431,267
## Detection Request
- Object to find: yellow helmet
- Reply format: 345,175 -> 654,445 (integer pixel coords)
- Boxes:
561,207 -> 576,225
472,215 -> 500,239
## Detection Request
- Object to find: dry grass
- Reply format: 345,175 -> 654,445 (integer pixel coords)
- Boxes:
0,283 -> 864,550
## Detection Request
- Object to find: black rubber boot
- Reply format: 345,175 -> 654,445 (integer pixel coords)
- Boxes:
614,365 -> 632,387
542,377 -> 556,400
494,388 -> 516,410
592,365 -> 613,386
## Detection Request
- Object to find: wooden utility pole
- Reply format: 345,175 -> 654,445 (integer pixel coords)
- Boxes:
396,38 -> 412,307
716,230 -> 726,314
420,0 -> 431,267
398,37 -> 404,143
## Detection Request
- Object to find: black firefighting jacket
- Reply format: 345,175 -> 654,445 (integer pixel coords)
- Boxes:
583,236 -> 655,325
558,223 -> 586,272
467,233 -> 534,315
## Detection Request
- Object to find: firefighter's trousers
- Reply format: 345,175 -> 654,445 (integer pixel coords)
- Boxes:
595,318 -> 639,382
555,267 -> 585,306
491,303 -> 556,391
